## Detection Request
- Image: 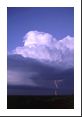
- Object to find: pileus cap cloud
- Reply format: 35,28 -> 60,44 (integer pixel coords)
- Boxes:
13,31 -> 74,68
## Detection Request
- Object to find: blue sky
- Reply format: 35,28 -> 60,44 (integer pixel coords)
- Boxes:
7,7 -> 74,52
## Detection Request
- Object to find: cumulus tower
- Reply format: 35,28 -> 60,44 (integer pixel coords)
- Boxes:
13,31 -> 74,68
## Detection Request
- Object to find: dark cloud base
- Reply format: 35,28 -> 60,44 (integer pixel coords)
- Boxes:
8,85 -> 73,96
7,54 -> 74,95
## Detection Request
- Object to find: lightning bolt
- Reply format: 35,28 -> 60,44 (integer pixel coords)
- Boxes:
54,80 -> 63,95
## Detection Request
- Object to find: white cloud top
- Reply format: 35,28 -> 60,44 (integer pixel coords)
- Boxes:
13,31 -> 74,68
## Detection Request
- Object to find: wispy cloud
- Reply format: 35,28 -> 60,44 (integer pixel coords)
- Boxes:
8,70 -> 38,86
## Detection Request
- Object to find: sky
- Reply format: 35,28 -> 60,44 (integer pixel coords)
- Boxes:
7,7 -> 74,95
7,7 -> 74,52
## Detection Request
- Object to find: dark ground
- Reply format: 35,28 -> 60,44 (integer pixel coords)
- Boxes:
7,95 -> 74,109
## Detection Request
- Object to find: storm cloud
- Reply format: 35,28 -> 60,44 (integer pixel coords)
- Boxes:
8,31 -> 74,95
7,55 -> 74,95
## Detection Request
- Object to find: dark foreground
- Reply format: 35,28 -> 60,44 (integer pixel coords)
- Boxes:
7,95 -> 74,109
